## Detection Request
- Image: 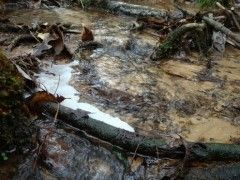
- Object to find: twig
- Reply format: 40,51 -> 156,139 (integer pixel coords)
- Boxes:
29,31 -> 40,43
79,0 -> 85,9
226,38 -> 240,48
54,102 -> 60,123
203,16 -> 240,43
54,75 -> 60,95
39,82 -> 48,92
130,142 -> 140,166
216,2 -> 240,31
33,133 -> 49,171
63,29 -> 82,34
156,146 -> 159,159
231,7 -> 240,20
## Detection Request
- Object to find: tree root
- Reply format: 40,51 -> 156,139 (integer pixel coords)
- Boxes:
150,23 -> 206,60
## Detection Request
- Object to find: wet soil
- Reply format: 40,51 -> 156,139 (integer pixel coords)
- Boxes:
2,6 -> 240,143
0,4 -> 240,179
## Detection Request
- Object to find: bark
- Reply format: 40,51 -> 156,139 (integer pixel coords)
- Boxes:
184,163 -> 240,180
41,103 -> 185,159
41,102 -> 240,161
0,23 -> 22,33
105,1 -> 168,19
101,1 -> 186,20
203,16 -> 240,43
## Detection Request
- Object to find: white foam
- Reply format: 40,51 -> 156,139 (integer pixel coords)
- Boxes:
37,60 -> 135,132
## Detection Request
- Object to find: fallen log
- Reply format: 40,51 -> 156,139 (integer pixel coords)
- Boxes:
41,103 -> 185,159
103,1 -> 184,20
0,23 -> 22,33
105,1 -> 168,19
184,163 -> 240,179
41,103 -> 240,161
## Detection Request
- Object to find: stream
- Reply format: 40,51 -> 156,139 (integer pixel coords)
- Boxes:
1,4 -> 240,179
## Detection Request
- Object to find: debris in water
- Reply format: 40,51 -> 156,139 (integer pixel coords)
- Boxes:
36,60 -> 135,132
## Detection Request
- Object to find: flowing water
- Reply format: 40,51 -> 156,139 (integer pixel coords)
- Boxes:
1,5 -> 240,179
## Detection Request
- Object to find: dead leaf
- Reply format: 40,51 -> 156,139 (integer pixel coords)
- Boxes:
33,24 -> 65,57
128,157 -> 144,172
49,25 -> 64,55
37,32 -> 50,40
25,91 -> 66,115
14,63 -> 32,81
81,26 -> 94,42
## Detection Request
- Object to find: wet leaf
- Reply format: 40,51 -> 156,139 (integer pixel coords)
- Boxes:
81,26 -> 94,42
33,25 -> 65,57
49,25 -> 64,55
25,91 -> 66,115
128,156 -> 144,172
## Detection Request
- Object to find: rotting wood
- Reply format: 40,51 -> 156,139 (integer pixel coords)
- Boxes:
150,23 -> 206,60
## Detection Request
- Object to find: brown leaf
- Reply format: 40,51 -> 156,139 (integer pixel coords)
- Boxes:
25,91 -> 66,115
49,25 -> 65,56
81,26 -> 94,42
33,25 -> 65,57
128,157 -> 144,172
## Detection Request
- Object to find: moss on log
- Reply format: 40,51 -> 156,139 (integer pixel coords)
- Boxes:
42,103 -> 240,161
184,163 -> 240,179
41,103 -> 185,158
150,23 -> 206,60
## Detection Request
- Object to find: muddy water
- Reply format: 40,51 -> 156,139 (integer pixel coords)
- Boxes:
5,7 -> 240,143
2,6 -> 240,179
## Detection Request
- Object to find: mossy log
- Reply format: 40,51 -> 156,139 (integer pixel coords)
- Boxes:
184,163 -> 240,179
41,103 -> 240,161
150,23 -> 206,60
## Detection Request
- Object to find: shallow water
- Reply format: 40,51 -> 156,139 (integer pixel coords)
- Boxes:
4,6 -> 240,143
2,5 -> 240,179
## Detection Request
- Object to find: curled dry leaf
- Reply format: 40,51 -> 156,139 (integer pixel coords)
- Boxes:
49,24 -> 65,56
81,26 -> 94,42
25,91 -> 66,115
34,24 -> 73,58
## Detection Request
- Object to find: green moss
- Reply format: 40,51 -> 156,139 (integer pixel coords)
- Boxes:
0,50 -> 30,153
